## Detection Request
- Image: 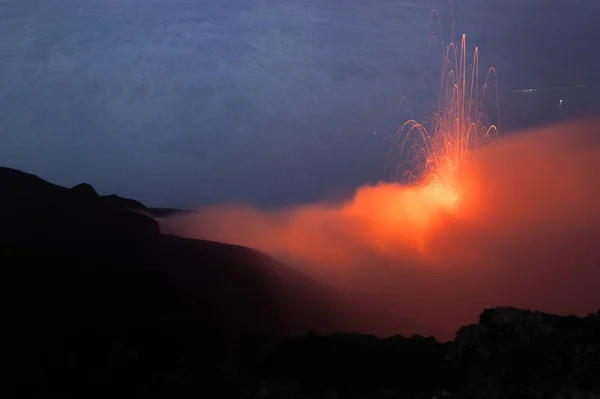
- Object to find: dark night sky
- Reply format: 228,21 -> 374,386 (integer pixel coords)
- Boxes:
1,0 -> 599,208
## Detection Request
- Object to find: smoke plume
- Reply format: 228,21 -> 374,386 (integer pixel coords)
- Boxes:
161,116 -> 600,340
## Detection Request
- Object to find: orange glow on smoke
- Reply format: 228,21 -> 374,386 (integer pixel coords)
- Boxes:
341,181 -> 460,254
160,116 -> 600,340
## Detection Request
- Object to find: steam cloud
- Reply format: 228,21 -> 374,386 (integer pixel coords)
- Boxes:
161,117 -> 600,340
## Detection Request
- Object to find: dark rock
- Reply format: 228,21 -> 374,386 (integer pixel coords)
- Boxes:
227,307 -> 599,398
227,332 -> 455,398
0,167 -> 66,208
448,307 -> 600,398
2,166 -> 350,396
71,182 -> 100,200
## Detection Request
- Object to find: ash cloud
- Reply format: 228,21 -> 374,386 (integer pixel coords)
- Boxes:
161,117 -> 600,341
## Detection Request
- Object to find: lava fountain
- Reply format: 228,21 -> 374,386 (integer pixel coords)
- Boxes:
352,25 -> 500,254
390,31 -> 499,212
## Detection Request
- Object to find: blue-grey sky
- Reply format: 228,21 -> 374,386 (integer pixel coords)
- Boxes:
1,0 -> 599,208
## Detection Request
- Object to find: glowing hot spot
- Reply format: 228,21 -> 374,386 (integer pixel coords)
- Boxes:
341,180 -> 459,254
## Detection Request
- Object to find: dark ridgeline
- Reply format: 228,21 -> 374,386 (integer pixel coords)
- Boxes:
1,166 -> 345,397
2,167 -> 598,398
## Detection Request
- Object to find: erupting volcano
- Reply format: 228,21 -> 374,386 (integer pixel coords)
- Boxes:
160,5 -> 600,340
4,0 -> 600,396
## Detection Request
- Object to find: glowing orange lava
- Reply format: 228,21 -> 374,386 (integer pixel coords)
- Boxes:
341,183 -> 458,254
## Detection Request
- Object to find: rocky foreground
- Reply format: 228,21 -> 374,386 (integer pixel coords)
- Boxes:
227,307 -> 600,399
2,167 -> 599,398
